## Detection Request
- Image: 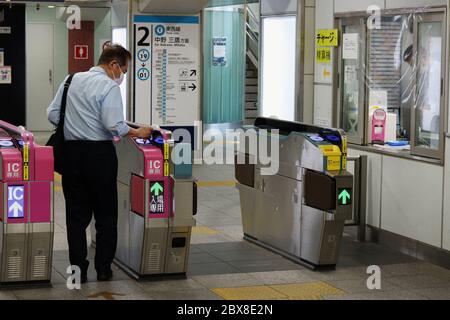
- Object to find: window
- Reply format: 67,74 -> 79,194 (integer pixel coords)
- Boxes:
335,8 -> 446,160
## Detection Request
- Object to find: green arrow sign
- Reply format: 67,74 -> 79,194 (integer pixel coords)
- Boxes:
151,182 -> 164,196
338,189 -> 351,205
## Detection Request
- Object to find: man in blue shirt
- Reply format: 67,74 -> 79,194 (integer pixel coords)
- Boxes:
48,44 -> 152,283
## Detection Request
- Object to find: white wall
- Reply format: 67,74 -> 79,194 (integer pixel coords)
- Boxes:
261,0 -> 297,16
381,156 -> 444,248
348,148 -> 383,228
443,137 -> 450,251
313,0 -> 334,126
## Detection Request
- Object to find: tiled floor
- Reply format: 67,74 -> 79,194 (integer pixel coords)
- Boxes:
3,136 -> 450,299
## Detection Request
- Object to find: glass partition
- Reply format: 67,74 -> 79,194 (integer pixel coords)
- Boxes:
337,18 -> 366,144
335,9 -> 446,161
412,15 -> 445,158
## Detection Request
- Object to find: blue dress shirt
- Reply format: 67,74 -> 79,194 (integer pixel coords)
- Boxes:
47,66 -> 130,141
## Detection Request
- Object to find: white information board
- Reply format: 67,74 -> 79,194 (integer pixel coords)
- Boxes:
134,15 -> 200,127
343,33 -> 359,60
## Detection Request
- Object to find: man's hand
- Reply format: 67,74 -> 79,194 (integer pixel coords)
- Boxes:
128,126 -> 153,139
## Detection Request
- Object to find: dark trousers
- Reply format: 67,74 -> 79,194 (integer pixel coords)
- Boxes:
62,141 -> 118,274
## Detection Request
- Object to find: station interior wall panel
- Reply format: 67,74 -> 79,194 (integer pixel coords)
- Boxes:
0,4 -> 26,126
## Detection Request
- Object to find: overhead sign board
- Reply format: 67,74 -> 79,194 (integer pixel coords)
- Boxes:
134,15 -> 200,128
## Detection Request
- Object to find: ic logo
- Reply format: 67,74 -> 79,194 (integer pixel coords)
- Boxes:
155,25 -> 166,36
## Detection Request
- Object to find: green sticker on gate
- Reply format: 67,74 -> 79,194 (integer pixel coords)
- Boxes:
150,182 -> 164,214
338,188 -> 351,206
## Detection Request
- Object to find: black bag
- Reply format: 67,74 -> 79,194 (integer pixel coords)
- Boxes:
46,74 -> 75,175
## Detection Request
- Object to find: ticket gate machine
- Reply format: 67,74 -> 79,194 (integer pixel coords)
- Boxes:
235,117 -> 353,269
0,121 -> 54,285
92,125 -> 197,280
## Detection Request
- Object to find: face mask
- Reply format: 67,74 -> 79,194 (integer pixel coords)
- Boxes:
113,63 -> 125,86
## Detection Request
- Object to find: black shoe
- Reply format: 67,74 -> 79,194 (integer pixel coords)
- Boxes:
97,270 -> 113,282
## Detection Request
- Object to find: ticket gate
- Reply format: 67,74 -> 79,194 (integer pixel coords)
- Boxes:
91,125 -> 197,280
235,117 -> 353,269
0,121 -> 54,285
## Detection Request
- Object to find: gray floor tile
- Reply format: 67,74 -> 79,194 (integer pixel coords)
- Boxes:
78,280 -> 146,299
12,284 -> 84,300
195,241 -> 262,253
0,291 -> 18,300
229,258 -> 304,273
147,289 -> 223,300
138,278 -> 205,292
208,248 -> 282,262
187,262 -> 240,276
305,266 -> 369,281
411,287 -> 450,300
191,273 -> 263,289
189,252 -> 223,264
384,274 -> 450,290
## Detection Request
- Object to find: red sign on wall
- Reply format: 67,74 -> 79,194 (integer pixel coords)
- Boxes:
74,45 -> 88,60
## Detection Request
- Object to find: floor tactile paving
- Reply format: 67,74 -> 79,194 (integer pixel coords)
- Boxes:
212,286 -> 287,300
212,282 -> 346,300
192,226 -> 220,235
270,282 -> 345,300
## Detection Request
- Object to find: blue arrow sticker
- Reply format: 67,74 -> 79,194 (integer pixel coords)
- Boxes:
8,185 -> 24,219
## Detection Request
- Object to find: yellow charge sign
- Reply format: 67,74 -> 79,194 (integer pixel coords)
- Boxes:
316,29 -> 338,47
319,145 -> 342,171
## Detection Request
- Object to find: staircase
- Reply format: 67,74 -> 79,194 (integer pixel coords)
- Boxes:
244,4 -> 259,125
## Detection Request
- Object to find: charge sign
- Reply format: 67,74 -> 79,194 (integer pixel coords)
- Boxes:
150,181 -> 164,214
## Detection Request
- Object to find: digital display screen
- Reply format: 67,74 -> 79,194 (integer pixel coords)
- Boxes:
135,138 -> 151,145
0,140 -> 14,148
325,135 -> 341,143
309,134 -> 324,142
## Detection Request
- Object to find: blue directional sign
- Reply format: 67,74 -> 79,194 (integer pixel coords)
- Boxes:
8,186 -> 24,219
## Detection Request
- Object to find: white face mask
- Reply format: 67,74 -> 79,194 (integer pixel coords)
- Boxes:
113,63 -> 125,86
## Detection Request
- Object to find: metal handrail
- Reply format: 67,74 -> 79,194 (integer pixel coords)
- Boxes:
246,5 -> 259,29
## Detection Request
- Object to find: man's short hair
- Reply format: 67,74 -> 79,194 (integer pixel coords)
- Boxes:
98,44 -> 131,66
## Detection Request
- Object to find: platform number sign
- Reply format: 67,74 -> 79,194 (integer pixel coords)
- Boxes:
150,181 -> 164,214
338,188 -> 351,206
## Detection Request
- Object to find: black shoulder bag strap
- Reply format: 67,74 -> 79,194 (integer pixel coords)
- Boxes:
58,73 -> 75,129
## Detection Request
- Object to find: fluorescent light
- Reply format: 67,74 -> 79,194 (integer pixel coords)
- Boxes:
48,5 -> 55,9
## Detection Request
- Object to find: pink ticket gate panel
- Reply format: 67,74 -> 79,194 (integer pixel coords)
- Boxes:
91,125 -> 197,279
0,121 -> 54,285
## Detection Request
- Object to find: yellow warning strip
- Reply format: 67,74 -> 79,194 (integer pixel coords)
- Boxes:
212,285 -> 286,300
197,181 -> 236,188
212,282 -> 345,300
191,226 -> 220,235
270,282 -> 345,300
54,173 -> 62,183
